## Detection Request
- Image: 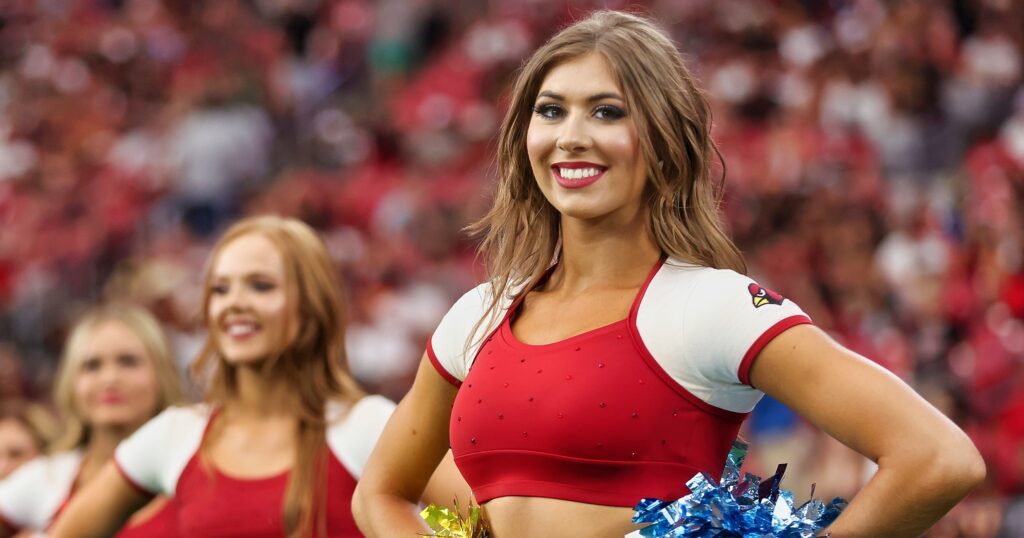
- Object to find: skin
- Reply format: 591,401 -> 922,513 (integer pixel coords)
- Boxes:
50,233 -> 467,538
0,321 -> 169,538
0,419 -> 39,481
73,321 -> 161,445
353,52 -> 986,537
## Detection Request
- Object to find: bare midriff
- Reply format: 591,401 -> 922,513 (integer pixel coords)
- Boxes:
482,496 -> 641,537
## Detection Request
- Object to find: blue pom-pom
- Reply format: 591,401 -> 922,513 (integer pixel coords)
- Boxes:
632,441 -> 847,537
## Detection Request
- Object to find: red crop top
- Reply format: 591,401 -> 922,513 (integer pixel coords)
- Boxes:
428,258 -> 811,507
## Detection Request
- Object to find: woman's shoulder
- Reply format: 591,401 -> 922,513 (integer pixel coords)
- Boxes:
325,395 -> 396,478
0,450 -> 81,530
134,403 -> 213,436
326,395 -> 396,430
116,403 -> 212,462
1,449 -> 81,488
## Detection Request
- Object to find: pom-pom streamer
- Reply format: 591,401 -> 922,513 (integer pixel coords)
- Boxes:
632,441 -> 847,537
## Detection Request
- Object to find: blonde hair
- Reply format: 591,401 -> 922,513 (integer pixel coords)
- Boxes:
52,303 -> 183,451
468,10 -> 745,328
191,215 -> 364,538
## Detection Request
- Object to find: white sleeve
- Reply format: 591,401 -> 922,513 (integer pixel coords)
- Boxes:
637,265 -> 812,413
427,282 -> 508,385
326,395 -> 396,478
113,405 -> 209,496
0,451 -> 80,531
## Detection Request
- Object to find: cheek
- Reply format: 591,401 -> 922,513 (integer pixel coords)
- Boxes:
206,298 -> 223,324
262,294 -> 291,327
126,364 -> 160,395
604,128 -> 641,165
72,375 -> 96,412
526,124 -> 553,167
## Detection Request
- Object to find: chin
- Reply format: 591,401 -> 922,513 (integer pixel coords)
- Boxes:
220,351 -> 270,367
554,203 -> 614,221
90,412 -> 151,430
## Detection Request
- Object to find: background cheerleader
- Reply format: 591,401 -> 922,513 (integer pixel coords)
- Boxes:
0,402 -> 55,481
0,303 -> 183,538
52,216 -> 465,538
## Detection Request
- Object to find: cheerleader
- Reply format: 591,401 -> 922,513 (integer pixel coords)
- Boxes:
353,10 -> 986,538
52,216 -> 464,538
0,401 -> 55,481
0,304 -> 183,538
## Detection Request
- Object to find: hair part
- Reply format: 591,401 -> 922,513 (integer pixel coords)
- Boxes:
466,10 -> 745,338
52,302 -> 183,452
192,215 -> 364,538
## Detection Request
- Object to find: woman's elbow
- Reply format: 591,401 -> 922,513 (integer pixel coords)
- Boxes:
948,444 -> 986,493
351,482 -> 372,534
921,433 -> 987,498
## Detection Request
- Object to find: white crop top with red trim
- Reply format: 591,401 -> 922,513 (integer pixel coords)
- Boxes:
0,450 -> 82,531
429,259 -> 810,413
114,395 -> 395,496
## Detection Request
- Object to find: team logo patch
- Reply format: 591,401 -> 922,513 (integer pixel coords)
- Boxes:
748,283 -> 784,308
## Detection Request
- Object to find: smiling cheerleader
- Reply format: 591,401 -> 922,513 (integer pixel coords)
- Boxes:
353,10 -> 986,538
51,216 -> 465,538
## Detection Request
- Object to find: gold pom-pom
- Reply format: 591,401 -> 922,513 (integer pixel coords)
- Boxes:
420,496 -> 490,538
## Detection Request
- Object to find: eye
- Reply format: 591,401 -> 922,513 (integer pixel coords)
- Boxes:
532,103 -> 564,120
210,283 -> 229,295
117,354 -> 141,368
594,105 -> 625,120
252,280 -> 276,292
80,357 -> 102,372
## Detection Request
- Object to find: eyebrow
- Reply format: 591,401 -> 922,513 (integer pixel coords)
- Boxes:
211,271 -> 278,280
536,91 -> 625,103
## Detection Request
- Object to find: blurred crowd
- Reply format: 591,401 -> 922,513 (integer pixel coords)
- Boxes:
0,0 -> 1022,535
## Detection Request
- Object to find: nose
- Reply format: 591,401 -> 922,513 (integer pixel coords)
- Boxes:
220,282 -> 251,312
556,111 -> 592,154
99,360 -> 122,385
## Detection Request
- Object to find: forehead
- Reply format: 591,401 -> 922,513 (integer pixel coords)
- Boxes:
79,319 -> 147,356
213,233 -> 284,277
537,52 -> 622,97
0,418 -> 34,442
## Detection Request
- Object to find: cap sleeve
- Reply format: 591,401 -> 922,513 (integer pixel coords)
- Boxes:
114,405 -> 210,496
0,451 -> 80,531
427,282 -> 506,386
327,395 -> 396,478
682,269 -> 812,387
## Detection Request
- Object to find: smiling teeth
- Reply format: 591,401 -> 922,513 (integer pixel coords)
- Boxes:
559,167 -> 601,179
227,324 -> 257,336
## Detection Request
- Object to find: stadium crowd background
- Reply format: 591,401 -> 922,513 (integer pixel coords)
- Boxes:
0,0 -> 1022,535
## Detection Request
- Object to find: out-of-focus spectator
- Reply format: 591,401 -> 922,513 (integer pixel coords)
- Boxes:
0,401 -> 55,480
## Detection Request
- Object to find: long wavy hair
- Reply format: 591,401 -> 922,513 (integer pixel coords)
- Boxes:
53,302 -> 183,452
191,215 -> 364,538
467,10 -> 745,332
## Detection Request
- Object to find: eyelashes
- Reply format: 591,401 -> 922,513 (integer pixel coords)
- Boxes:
531,103 -> 626,121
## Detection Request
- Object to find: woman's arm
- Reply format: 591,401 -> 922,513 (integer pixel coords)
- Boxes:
353,353 -> 460,537
421,450 -> 471,509
750,324 -> 986,537
49,462 -> 149,538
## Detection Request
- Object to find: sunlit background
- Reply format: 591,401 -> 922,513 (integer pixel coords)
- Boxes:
1,0 -> 1022,535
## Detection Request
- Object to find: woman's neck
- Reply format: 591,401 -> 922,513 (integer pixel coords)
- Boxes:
226,363 -> 299,420
79,424 -> 135,485
555,207 -> 662,293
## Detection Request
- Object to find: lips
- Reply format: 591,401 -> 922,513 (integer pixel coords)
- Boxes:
551,162 -> 607,189
98,393 -> 125,405
223,320 -> 260,340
